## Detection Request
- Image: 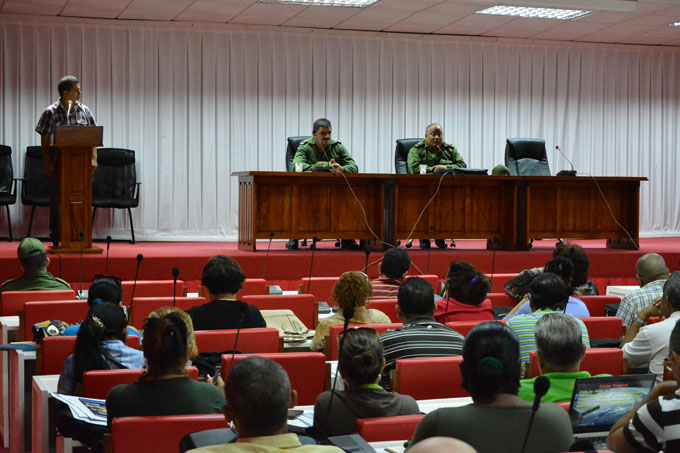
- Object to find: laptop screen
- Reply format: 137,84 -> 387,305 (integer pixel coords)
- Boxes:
568,374 -> 656,434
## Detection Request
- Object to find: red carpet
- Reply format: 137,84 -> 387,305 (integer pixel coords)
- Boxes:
0,237 -> 678,289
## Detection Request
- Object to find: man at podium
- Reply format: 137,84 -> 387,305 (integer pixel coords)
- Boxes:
35,75 -> 96,248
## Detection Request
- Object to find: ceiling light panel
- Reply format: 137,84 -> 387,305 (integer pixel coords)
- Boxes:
476,5 -> 591,20
259,0 -> 379,7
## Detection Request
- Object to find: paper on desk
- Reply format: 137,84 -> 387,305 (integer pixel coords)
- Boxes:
51,393 -> 108,426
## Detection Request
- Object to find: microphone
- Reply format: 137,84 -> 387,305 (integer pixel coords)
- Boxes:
128,254 -> 143,320
426,225 -> 434,274
520,376 -> 551,453
261,231 -> 275,279
362,246 -> 370,273
104,236 -> 112,275
324,306 -> 355,436
227,302 -> 250,377
172,267 -> 180,306
67,100 -> 73,120
555,146 -> 577,177
306,237 -> 320,294
78,232 -> 86,299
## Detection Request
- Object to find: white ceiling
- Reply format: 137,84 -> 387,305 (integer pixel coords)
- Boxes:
2,0 -> 680,46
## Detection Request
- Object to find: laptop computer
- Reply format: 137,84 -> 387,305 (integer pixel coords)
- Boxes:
568,374 -> 656,448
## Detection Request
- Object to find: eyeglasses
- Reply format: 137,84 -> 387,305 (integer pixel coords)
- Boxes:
93,274 -> 123,286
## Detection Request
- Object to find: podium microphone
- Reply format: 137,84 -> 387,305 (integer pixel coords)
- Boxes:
128,254 -> 143,320
324,306 -> 355,436
172,267 -> 180,306
104,236 -> 112,275
555,146 -> 577,177
67,100 -> 73,119
520,376 -> 551,453
306,237 -> 320,294
261,232 -> 275,279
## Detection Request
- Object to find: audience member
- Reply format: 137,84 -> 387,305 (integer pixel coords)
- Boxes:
506,273 -> 590,371
370,248 -> 411,299
313,328 -> 419,436
188,356 -> 343,452
518,313 -> 604,402
616,253 -> 669,330
409,321 -> 574,452
608,320 -> 680,452
505,257 -> 590,319
379,277 -> 464,388
435,261 -> 493,323
0,237 -> 71,293
106,307 -> 224,428
621,271 -> 680,382
58,303 -> 144,395
186,255 -> 266,331
408,437 -> 477,453
311,272 -> 391,352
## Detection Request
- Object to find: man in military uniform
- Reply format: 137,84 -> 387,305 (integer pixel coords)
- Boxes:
407,123 -> 467,249
288,118 -> 359,250
0,238 -> 71,293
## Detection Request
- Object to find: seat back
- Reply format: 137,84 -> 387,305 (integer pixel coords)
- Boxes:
82,367 -> 199,399
0,145 -> 15,199
505,138 -> 551,176
21,146 -> 50,206
237,278 -> 267,297
487,273 -> 517,293
486,292 -> 518,307
405,274 -> 441,293
356,414 -> 426,442
37,335 -> 141,375
242,294 -> 317,329
1,289 -> 76,316
121,280 -> 184,306
366,299 -> 399,323
129,297 -> 178,329
92,148 -> 138,207
579,316 -> 622,340
173,296 -> 208,311
326,323 -> 403,360
285,136 -> 311,171
194,328 -> 281,354
392,356 -> 466,399
111,414 -> 227,453
20,300 -> 89,340
445,320 -> 485,337
577,296 -> 621,317
299,277 -> 338,303
394,139 -> 420,174
221,352 -> 328,405
528,348 -> 624,377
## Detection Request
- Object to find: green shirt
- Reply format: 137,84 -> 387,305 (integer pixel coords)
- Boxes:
518,371 -> 609,403
292,137 -> 358,173
406,141 -> 466,174
0,270 -> 71,293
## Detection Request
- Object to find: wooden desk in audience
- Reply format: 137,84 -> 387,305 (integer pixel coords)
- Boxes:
234,172 -> 645,251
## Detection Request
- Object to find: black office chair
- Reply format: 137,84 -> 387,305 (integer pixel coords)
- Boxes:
285,136 -> 311,172
505,138 -> 551,176
0,145 -> 18,241
21,146 -> 50,238
394,138 -> 421,175
92,148 -> 141,244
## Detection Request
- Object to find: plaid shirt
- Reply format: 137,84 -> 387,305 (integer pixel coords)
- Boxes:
616,279 -> 666,329
35,100 -> 96,144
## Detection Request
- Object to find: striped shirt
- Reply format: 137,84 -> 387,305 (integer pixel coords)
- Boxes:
378,316 -> 464,388
35,100 -> 96,143
616,279 -> 666,329
370,278 -> 401,300
624,390 -> 680,452
506,308 -> 590,373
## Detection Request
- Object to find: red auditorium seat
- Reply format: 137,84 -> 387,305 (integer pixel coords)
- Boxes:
486,292 -> 519,307
121,280 -> 184,305
193,328 -> 281,354
527,348 -> 624,378
356,414 -> 426,442
366,299 -> 399,323
172,296 -> 208,311
37,335 -> 141,375
576,296 -> 621,317
405,275 -> 442,293
221,352 -> 329,405
0,289 -> 76,316
391,356 -> 466,400
111,414 -> 227,452
579,316 -> 623,340
82,367 -> 199,399
487,273 -> 517,293
299,277 -> 339,303
236,278 -> 268,297
445,320 -> 482,337
19,300 -> 89,340
242,294 -> 317,329
128,297 -> 179,329
326,323 -> 402,360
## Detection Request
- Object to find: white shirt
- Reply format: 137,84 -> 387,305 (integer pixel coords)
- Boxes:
622,310 -> 680,382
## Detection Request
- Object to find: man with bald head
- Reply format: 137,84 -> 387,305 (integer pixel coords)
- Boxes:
616,253 -> 669,330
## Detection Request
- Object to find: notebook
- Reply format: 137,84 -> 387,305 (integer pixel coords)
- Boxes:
569,374 -> 656,446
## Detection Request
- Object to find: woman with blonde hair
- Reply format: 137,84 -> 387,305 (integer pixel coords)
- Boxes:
311,272 -> 391,351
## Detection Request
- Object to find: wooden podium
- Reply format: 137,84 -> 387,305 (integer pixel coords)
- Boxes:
51,126 -> 104,254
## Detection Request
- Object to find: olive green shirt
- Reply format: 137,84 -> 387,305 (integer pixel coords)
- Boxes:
292,138 -> 358,173
407,141 -> 466,174
1,270 -> 71,293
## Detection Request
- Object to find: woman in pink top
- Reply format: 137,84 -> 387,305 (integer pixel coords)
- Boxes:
435,261 -> 494,323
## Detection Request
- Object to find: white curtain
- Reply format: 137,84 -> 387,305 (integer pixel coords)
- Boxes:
1,16 -> 678,240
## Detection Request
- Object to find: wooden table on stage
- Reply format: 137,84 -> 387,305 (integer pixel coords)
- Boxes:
234,172 -> 646,251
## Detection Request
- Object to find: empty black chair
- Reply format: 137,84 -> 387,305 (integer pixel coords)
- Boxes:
0,145 -> 17,241
21,146 -> 50,238
92,148 -> 141,244
285,136 -> 311,171
394,138 -> 421,174
505,138 -> 551,176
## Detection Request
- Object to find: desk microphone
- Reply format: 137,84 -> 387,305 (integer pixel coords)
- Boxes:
104,236 -> 112,275
227,302 -> 250,377
172,267 -> 180,306
128,254 -> 143,320
362,246 -> 370,273
306,237 -> 320,294
426,225 -> 434,274
324,306 -> 355,436
520,376 -> 551,453
261,231 -> 275,279
78,232 -> 86,299
555,146 -> 577,177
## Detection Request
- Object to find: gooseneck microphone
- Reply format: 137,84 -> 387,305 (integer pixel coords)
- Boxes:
362,247 -> 370,273
306,237 -> 320,294
78,232 -> 85,298
324,306 -> 355,436
426,225 -> 434,274
104,236 -> 112,275
555,146 -> 577,177
261,231 -> 275,279
520,376 -> 551,453
227,302 -> 250,376
172,267 -> 180,306
128,254 -> 143,320
67,100 -> 73,120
